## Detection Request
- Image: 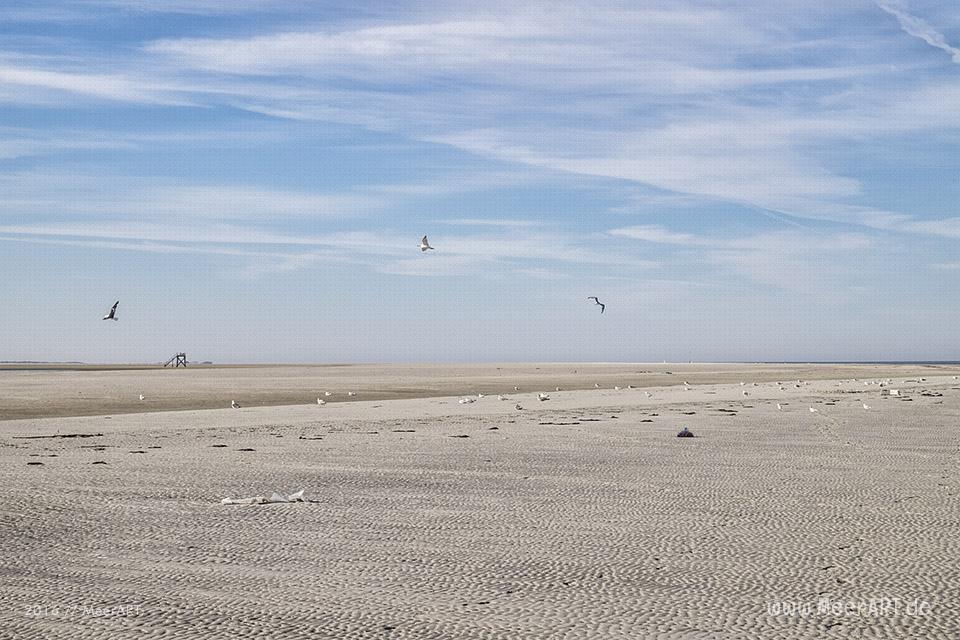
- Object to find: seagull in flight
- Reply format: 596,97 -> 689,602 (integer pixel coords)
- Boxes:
419,235 -> 435,252
587,296 -> 605,313
102,301 -> 119,321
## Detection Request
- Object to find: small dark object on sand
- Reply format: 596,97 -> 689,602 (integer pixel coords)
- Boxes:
676,427 -> 695,438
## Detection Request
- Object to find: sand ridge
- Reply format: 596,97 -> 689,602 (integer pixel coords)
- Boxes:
2,362 -> 957,421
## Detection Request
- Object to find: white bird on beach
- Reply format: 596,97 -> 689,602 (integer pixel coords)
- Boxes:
862,403 -> 871,410
324,391 -> 332,397
231,400 -> 240,409
515,403 -> 524,410
317,398 -> 326,405
742,391 -> 749,396
595,383 -> 600,388
347,391 -> 357,397
555,386 -> 561,392
514,386 -> 520,391
477,393 -> 485,399
138,394 -> 145,401
458,397 -> 475,404
102,300 -> 119,321
645,392 -> 652,398
538,393 -> 550,401
614,386 -> 621,391
776,403 -> 782,411
419,235 -> 435,252
497,394 -> 507,401
809,407 -> 818,413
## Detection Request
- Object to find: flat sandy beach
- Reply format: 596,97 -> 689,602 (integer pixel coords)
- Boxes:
1,364 -> 958,638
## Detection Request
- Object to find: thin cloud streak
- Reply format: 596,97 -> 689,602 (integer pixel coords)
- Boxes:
877,1 -> 960,63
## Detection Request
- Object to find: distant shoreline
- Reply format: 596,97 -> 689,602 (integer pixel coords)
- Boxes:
3,360 -> 960,372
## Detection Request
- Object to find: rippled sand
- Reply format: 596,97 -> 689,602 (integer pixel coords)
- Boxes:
1,366 -> 958,638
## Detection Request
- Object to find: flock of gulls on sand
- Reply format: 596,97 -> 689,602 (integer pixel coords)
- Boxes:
98,244 -> 953,423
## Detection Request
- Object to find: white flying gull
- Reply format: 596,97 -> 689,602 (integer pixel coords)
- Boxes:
776,403 -> 782,411
419,235 -> 435,252
586,296 -> 605,313
102,301 -> 119,321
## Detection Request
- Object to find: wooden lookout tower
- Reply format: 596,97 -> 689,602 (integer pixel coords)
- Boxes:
163,353 -> 188,368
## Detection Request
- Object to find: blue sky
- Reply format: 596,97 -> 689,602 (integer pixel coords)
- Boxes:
2,0 -> 960,363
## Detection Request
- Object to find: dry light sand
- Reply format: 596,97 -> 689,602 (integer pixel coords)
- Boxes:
1,363 -> 958,639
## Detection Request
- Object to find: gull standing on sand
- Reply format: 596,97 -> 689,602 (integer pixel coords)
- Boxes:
102,301 -> 119,321
317,398 -> 326,405
139,394 -> 145,401
809,407 -> 818,413
231,400 -> 240,409
776,403 -> 782,411
419,235 -> 435,252
515,403 -> 524,410
863,403 -> 871,410
586,297 -> 605,313
538,393 -> 550,401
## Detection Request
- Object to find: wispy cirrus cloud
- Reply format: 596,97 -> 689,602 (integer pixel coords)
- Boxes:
877,1 -> 960,63
0,181 -> 380,220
